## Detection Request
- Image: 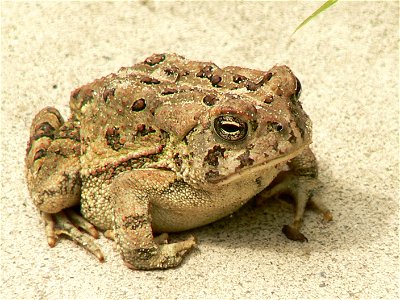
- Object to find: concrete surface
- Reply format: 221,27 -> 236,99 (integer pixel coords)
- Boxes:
1,1 -> 398,299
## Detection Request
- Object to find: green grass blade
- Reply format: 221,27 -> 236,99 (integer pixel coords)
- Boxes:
292,0 -> 339,35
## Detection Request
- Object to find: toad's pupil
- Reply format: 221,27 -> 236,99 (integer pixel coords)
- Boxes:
221,122 -> 241,132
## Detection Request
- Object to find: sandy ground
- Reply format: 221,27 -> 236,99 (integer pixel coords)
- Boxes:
1,1 -> 399,299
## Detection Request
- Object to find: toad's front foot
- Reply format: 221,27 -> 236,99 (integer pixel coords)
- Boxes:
111,169 -> 198,269
257,147 -> 332,242
122,236 -> 197,270
41,208 -> 104,261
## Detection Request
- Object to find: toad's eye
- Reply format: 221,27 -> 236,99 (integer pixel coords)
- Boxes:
294,77 -> 302,100
213,115 -> 248,142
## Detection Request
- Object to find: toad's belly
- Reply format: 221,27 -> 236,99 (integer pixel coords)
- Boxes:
151,165 -> 281,232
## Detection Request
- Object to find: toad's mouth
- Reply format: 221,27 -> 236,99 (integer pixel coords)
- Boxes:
205,144 -> 309,186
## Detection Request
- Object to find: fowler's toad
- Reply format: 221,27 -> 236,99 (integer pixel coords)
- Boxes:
25,53 -> 331,270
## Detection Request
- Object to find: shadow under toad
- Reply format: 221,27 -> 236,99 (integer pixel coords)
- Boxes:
179,168 -> 397,256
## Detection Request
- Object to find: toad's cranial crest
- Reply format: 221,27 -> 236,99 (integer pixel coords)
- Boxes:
25,53 -> 332,270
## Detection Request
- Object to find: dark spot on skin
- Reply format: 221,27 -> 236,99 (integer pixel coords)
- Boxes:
106,127 -> 118,136
180,70 -> 190,76
163,67 -> 189,80
161,88 -> 178,95
204,145 -> 226,167
140,76 -> 160,84
71,87 -> 95,109
164,66 -> 179,75
135,247 -> 158,261
289,134 -> 297,144
249,120 -> 258,132
34,122 -> 55,137
52,84 -> 57,89
131,99 -> 146,111
71,88 -> 80,100
255,177 -> 262,187
246,72 -> 272,91
123,215 -> 149,231
205,170 -> 220,181
246,81 -> 259,91
55,122 -> 81,142
144,53 -> 165,66
236,150 -> 254,169
264,72 -> 273,82
103,88 -> 115,103
203,95 -> 219,106
173,153 -> 182,167
136,124 -> 145,133
45,107 -> 63,124
160,129 -> 170,141
82,89 -> 95,106
267,122 -> 284,132
42,189 -> 59,198
264,94 -> 274,104
136,124 -> 156,136
31,129 -> 55,145
210,74 -> 222,87
233,74 -> 247,83
105,127 -> 122,150
196,65 -> 213,78
34,149 -> 47,161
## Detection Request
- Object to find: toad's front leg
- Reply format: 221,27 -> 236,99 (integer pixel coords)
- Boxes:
110,170 -> 196,270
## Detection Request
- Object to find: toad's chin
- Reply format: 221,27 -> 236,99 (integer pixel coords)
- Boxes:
206,144 -> 309,186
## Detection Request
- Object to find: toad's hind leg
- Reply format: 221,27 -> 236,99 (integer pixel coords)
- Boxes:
25,107 -> 103,261
258,147 -> 332,241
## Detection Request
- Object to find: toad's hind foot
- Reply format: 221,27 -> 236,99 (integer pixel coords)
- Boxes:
41,209 -> 104,262
25,107 -> 82,214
